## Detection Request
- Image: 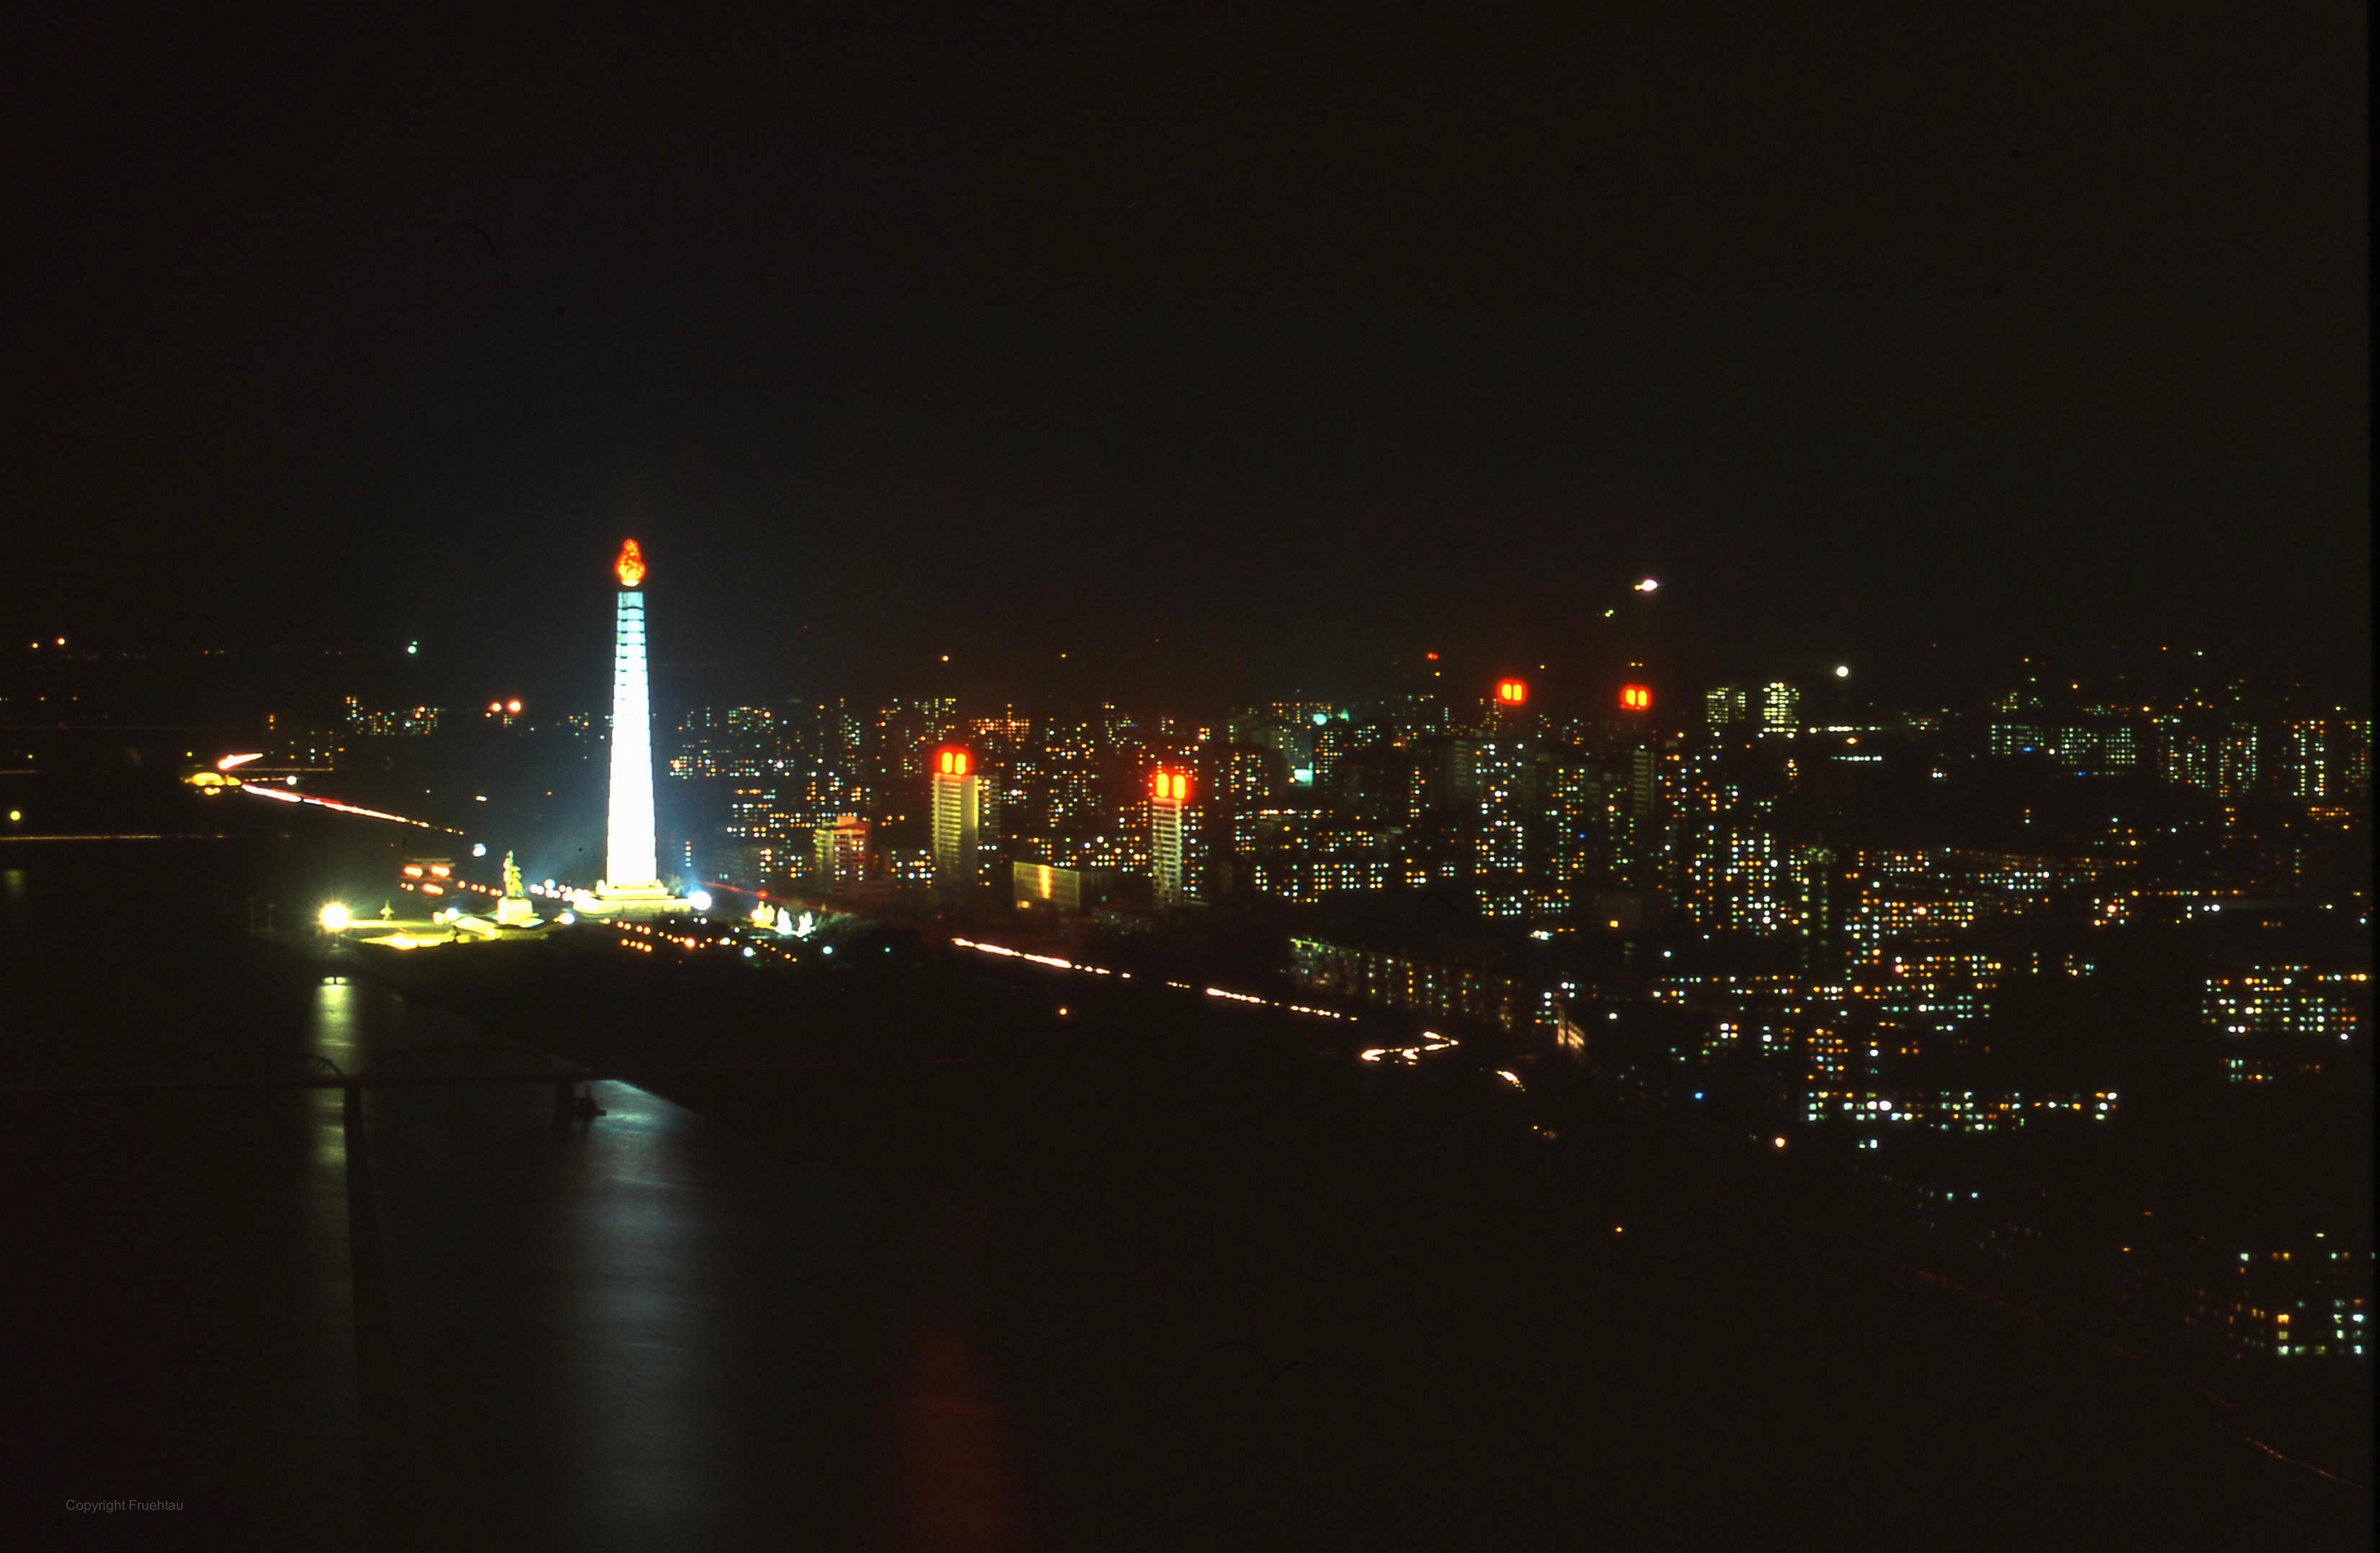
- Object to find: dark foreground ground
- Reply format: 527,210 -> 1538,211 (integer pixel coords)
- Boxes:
2,833 -> 2369,1550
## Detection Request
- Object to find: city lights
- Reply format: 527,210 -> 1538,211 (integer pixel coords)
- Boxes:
4,18 -> 2367,1533
18,620 -> 2376,1481
91,535 -> 2373,1409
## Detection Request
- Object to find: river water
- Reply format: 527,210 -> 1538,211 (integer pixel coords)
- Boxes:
1,843 -> 2363,1549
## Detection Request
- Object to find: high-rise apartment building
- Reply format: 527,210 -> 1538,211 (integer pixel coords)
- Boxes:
2281,718 -> 2374,800
671,705 -> 787,780
1705,685 -> 1751,735
931,746 -> 983,889
1473,739 -> 1535,920
1150,768 -> 1192,906
813,814 -> 870,896
2204,965 -> 2370,1043
2158,718 -> 2261,797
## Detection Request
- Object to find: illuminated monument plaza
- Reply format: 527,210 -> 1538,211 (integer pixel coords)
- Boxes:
584,538 -> 687,916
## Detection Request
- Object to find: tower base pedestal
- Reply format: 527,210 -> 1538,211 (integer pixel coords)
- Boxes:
581,882 -> 689,918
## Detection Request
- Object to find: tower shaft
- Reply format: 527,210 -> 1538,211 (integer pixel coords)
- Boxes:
606,588 -> 660,890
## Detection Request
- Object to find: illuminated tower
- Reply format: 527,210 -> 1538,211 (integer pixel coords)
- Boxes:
931,746 -> 983,889
596,539 -> 676,909
1149,769 -> 1190,906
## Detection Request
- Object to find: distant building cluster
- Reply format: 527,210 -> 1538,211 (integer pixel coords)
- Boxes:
342,695 -> 440,738
646,676 -> 2368,993
172,629 -> 2361,1376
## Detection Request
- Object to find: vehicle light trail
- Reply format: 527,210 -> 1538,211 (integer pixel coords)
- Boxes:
946,936 -> 1354,1023
1358,1031 -> 1459,1065
239,784 -> 462,833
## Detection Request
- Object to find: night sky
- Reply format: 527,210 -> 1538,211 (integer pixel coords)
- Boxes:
6,5 -> 2366,708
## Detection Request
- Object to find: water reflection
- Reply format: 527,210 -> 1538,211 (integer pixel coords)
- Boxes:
357,1078 -> 1057,1550
863,1191 -> 1043,1552
556,1085 -> 729,1534
309,976 -> 365,1070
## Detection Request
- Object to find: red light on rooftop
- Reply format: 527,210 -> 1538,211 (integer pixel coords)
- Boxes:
1152,770 -> 1189,802
614,538 -> 645,588
936,747 -> 972,777
1620,684 -> 1653,713
1496,678 -> 1529,707
1426,651 -> 1440,662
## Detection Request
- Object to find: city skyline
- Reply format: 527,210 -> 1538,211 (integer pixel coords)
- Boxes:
2,9 -> 2366,1543
11,585 -> 2369,734
3,7 -> 2365,704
